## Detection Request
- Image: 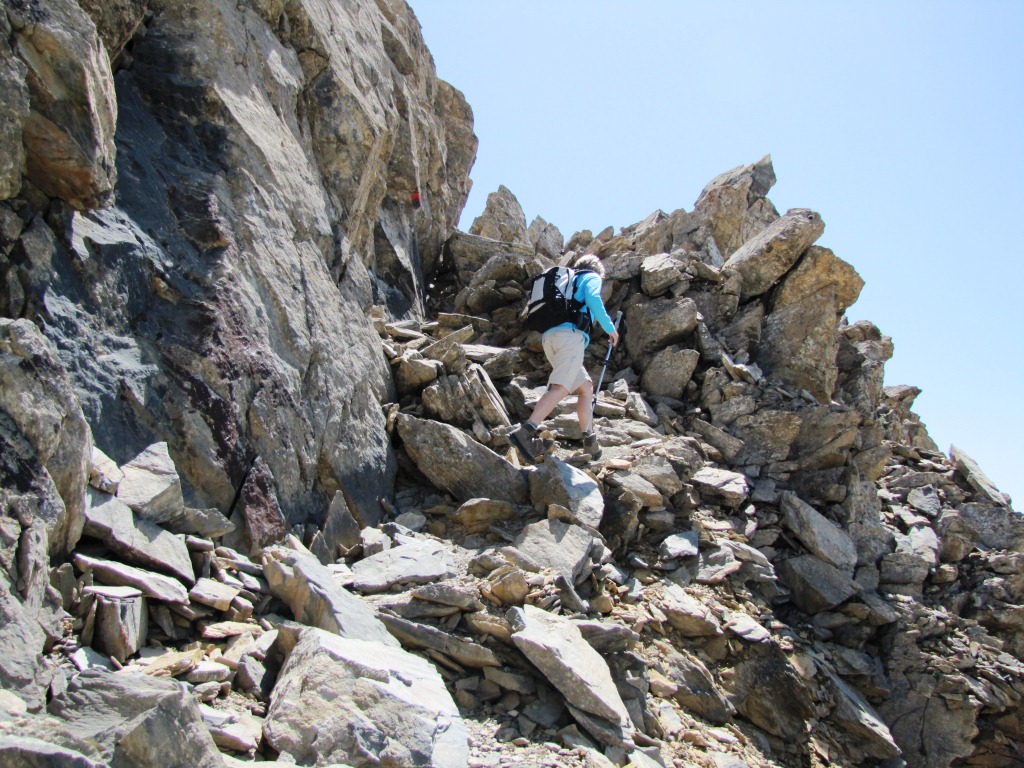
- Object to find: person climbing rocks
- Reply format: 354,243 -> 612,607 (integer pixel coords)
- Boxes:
510,254 -> 619,463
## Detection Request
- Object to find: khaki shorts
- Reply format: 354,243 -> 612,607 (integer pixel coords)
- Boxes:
543,328 -> 590,393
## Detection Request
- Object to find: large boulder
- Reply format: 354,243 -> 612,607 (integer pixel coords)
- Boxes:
722,208 -> 825,301
692,155 -> 780,259
758,246 -> 863,401
397,414 -> 529,504
263,627 -> 468,767
47,669 -> 223,767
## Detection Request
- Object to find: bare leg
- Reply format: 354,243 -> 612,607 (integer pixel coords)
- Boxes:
575,379 -> 595,433
528,384 -> 569,426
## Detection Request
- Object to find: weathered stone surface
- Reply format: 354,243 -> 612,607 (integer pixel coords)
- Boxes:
725,646 -> 817,743
262,545 -> 398,647
395,352 -> 444,394
760,247 -> 863,402
936,503 -> 1024,560
397,414 -> 528,504
10,0 -> 117,208
83,489 -> 194,583
640,253 -> 688,296
513,519 -> 595,584
379,612 -> 499,668
690,467 -> 750,508
528,457 -> 604,529
470,185 -> 529,245
422,364 -> 512,429
350,538 -> 454,594
951,445 -> 1011,506
660,583 -> 723,636
0,319 -> 91,556
48,669 -> 222,767
0,568 -> 50,712
624,297 -> 699,358
641,346 -> 700,398
779,555 -> 861,614
0,20 -> 29,200
445,231 -> 536,288
73,553 -> 189,603
264,627 -> 468,768
527,215 -> 564,260
722,208 -> 825,300
662,647 -> 735,725
77,0 -> 148,63
452,497 -> 518,534
659,531 -> 699,560
226,456 -> 288,557
781,492 -> 858,573
510,606 -> 633,743
115,443 -> 184,524
188,578 -> 238,611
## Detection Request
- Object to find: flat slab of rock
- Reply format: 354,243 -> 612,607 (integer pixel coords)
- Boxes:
262,545 -> 398,647
378,613 -> 500,668
263,627 -> 468,768
349,539 -> 454,594
512,519 -> 595,585
115,442 -> 185,524
84,489 -> 194,583
510,605 -> 633,745
781,492 -> 857,573
397,414 -> 528,503
74,553 -> 189,603
779,555 -> 861,614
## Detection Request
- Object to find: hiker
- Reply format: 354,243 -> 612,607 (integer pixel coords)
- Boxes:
510,254 -> 620,462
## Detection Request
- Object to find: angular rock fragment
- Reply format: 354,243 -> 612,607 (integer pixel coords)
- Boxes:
779,555 -> 861,614
349,538 -> 454,594
509,605 -> 634,746
262,545 -> 398,646
781,492 -> 857,573
115,443 -> 185,524
512,519 -> 595,585
690,467 -> 750,508
722,208 -> 825,300
83,490 -> 194,583
74,554 -> 189,603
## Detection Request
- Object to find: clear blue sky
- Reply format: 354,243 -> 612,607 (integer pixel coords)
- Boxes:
408,1 -> 1024,508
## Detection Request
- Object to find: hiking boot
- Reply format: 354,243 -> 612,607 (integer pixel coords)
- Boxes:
582,431 -> 602,460
510,423 -> 551,464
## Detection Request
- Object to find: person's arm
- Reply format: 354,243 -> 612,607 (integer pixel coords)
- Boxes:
579,274 -> 618,344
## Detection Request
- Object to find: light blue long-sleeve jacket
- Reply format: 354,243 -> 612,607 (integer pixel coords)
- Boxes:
544,271 -> 615,346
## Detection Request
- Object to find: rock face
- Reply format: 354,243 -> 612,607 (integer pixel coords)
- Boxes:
1,3 -> 1022,768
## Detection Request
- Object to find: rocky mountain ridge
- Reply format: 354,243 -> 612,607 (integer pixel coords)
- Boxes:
1,1 -> 1022,767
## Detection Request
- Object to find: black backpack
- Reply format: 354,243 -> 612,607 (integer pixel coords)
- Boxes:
524,266 -> 594,335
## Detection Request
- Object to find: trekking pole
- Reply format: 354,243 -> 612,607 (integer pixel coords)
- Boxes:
588,311 -> 622,432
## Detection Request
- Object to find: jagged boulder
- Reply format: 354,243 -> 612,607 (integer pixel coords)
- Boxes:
47,670 -> 223,767
397,414 -> 529,504
722,208 -> 825,301
470,186 -> 530,246
263,626 -> 468,767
